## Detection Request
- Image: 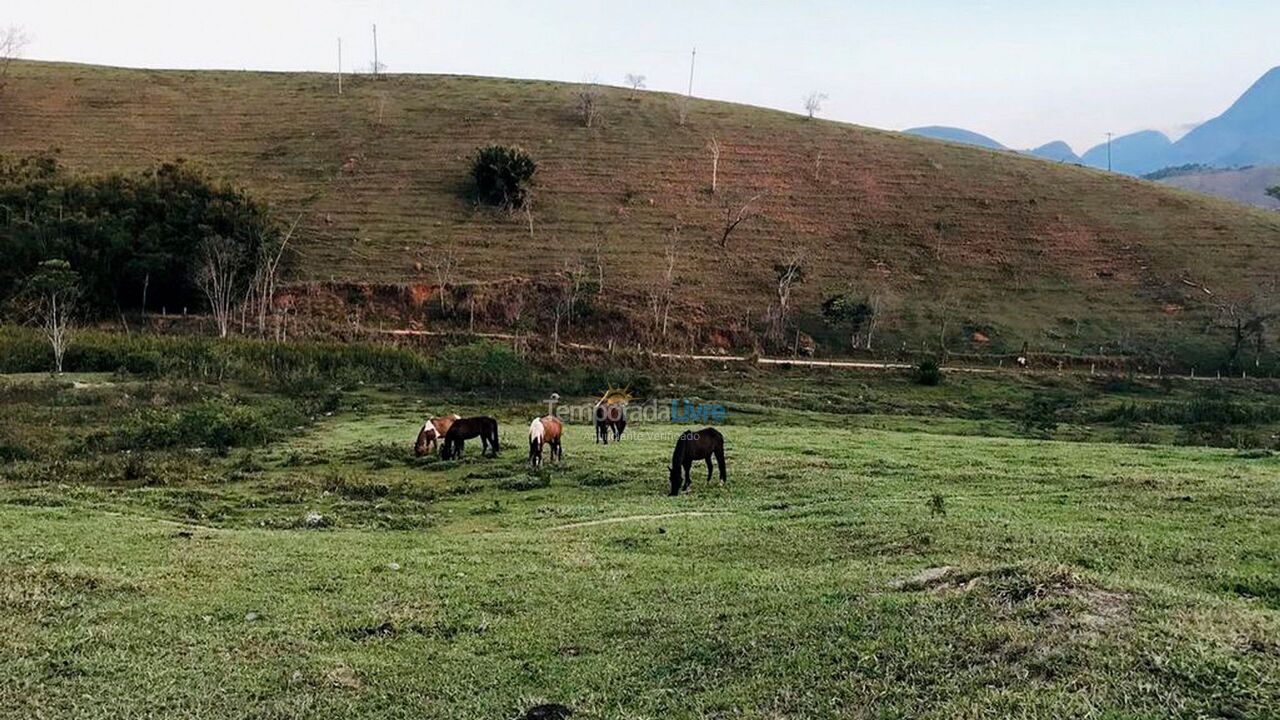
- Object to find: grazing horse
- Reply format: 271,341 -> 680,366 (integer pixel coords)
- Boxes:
441,416 -> 500,459
414,414 -> 462,456
594,401 -> 627,444
668,427 -> 726,496
528,415 -> 563,468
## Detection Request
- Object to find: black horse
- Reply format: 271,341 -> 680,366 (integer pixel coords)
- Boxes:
595,402 -> 627,444
441,416 -> 500,459
668,427 -> 726,496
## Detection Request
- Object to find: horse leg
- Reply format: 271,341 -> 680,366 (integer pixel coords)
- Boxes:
716,447 -> 727,485
682,461 -> 692,492
705,456 -> 713,484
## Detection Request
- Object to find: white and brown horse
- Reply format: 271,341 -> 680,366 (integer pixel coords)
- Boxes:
414,414 -> 462,456
528,415 -> 563,468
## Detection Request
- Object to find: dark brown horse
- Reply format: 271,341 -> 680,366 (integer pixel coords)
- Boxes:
668,427 -> 726,496
441,416 -> 500,459
594,401 -> 627,444
528,415 -> 563,468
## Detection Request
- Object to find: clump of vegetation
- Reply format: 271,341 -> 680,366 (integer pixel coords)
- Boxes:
471,145 -> 536,209
928,492 -> 946,516
116,398 -> 291,452
915,359 -> 943,386
436,340 -> 531,390
1019,390 -> 1077,439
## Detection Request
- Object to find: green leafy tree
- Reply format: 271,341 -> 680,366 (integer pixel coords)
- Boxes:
18,259 -> 80,373
471,146 -> 537,209
822,293 -> 876,349
1267,186 -> 1280,203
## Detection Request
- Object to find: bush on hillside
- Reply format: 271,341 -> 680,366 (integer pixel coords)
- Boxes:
915,359 -> 943,386
471,145 -> 536,209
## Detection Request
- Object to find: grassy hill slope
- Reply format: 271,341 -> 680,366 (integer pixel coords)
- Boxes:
4,61 -> 1280,362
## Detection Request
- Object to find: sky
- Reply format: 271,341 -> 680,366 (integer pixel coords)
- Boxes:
7,1 -> 1279,152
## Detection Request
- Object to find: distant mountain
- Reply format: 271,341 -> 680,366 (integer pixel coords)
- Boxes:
1027,141 -> 1080,164
904,126 -> 1006,150
1172,67 -> 1280,167
1081,130 -> 1174,176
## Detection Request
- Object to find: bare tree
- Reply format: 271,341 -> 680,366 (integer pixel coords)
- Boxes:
677,97 -> 690,126
624,73 -> 647,94
718,191 -> 766,248
19,260 -> 79,373
193,236 -> 245,339
244,214 -> 301,337
0,25 -> 30,95
803,91 -> 828,120
647,227 -> 680,337
576,80 -> 604,128
707,136 -> 722,193
426,246 -> 461,313
767,248 -> 805,343
592,231 -> 606,293
1213,290 -> 1277,370
813,150 -> 824,181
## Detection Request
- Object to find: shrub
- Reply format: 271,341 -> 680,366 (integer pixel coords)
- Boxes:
436,340 -> 531,390
915,359 -> 943,386
116,399 -> 287,451
1018,390 -> 1077,439
471,145 -> 537,209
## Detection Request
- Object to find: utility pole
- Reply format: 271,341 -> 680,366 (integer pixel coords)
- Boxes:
337,37 -> 343,94
1106,132 -> 1113,172
687,46 -> 697,98
372,23 -> 379,77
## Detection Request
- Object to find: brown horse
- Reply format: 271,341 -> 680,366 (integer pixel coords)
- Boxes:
441,416 -> 500,460
414,414 -> 461,456
594,401 -> 627,444
668,427 -> 726,496
528,415 -> 563,468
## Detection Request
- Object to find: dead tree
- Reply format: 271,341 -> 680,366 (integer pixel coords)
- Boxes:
429,247 -> 461,313
624,73 -> 647,94
719,192 -> 766,248
246,213 -> 302,337
707,136 -> 722,193
768,248 -> 805,343
193,236 -> 246,339
803,91 -> 828,120
576,81 -> 604,128
647,228 -> 679,337
1214,291 -> 1276,370
0,25 -> 29,95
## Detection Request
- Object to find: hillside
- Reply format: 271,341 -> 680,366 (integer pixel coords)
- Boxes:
3,60 -> 1280,363
1154,166 -> 1280,210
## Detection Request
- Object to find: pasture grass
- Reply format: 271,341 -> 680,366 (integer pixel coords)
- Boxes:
0,371 -> 1278,718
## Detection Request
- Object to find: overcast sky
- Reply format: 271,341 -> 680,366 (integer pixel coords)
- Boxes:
8,1 -> 1279,152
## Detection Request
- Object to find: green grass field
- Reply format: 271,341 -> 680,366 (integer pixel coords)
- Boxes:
2,369 -> 1278,718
